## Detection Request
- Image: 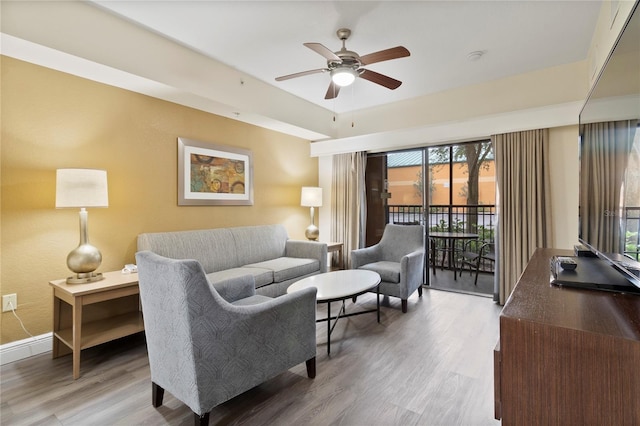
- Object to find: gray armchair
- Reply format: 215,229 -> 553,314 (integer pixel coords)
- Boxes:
135,251 -> 317,425
351,224 -> 425,313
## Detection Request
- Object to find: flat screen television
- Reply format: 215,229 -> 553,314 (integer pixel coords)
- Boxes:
578,0 -> 640,291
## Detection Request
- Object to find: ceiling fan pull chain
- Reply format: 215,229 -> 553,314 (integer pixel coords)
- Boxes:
333,91 -> 336,122
351,84 -> 355,128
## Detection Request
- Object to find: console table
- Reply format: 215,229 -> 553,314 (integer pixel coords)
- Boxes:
50,271 -> 144,379
326,242 -> 344,270
494,248 -> 640,424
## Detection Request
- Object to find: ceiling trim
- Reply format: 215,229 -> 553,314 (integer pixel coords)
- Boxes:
310,101 -> 582,157
0,33 -> 330,142
0,0 -> 336,141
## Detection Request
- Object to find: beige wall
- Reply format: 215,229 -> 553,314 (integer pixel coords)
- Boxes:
0,57 -> 317,344
387,162 -> 496,207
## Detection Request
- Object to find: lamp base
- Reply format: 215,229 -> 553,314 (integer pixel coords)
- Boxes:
66,272 -> 104,284
305,224 -> 319,241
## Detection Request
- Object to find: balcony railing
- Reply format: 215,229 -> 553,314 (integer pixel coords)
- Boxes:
388,204 -> 640,268
389,204 -> 496,238
624,206 -> 640,261
388,204 -> 496,273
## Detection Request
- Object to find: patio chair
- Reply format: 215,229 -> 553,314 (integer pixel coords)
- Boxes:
458,241 -> 495,285
351,224 -> 425,313
135,251 -> 318,425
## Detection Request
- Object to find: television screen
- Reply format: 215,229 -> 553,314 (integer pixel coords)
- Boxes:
579,2 -> 640,290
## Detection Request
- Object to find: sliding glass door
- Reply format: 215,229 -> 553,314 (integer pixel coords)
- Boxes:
365,141 -> 496,296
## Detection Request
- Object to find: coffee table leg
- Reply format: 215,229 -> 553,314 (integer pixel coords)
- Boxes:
327,301 -> 331,354
377,285 -> 380,323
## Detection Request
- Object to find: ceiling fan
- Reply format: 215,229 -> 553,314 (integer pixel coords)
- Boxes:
275,28 -> 410,100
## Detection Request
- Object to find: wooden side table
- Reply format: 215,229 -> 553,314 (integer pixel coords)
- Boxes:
326,242 -> 344,270
49,271 -> 144,379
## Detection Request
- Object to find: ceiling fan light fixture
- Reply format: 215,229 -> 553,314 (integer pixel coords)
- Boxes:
331,67 -> 357,87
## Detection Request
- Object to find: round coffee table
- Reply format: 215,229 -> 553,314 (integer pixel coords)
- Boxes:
287,269 -> 381,354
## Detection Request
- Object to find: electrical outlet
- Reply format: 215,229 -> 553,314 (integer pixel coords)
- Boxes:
2,294 -> 17,312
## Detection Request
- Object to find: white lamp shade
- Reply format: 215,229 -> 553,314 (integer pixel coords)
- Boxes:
56,169 -> 109,208
331,68 -> 357,87
301,187 -> 323,207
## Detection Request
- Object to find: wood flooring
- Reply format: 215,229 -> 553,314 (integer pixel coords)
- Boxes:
1,288 -> 503,426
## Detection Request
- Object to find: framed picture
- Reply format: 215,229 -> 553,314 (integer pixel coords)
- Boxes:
177,137 -> 253,206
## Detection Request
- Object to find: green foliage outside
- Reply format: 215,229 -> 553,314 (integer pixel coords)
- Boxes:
625,230 -> 640,260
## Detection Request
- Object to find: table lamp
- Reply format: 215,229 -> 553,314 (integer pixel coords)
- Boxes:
56,169 -> 109,284
301,186 -> 322,241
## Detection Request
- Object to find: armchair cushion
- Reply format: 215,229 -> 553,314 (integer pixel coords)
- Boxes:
359,261 -> 401,283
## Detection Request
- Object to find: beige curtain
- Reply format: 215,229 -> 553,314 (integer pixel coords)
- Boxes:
580,120 -> 637,254
331,152 -> 367,269
493,129 -> 552,304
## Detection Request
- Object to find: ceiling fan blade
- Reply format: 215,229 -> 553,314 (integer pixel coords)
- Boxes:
360,46 -> 410,66
275,68 -> 327,81
304,42 -> 341,61
324,81 -> 341,99
359,69 -> 402,90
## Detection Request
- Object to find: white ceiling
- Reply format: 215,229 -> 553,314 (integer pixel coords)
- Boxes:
91,0 -> 602,115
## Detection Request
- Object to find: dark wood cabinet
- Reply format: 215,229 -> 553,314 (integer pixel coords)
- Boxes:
495,248 -> 640,425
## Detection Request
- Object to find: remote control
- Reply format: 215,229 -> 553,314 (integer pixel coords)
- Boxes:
557,257 -> 577,271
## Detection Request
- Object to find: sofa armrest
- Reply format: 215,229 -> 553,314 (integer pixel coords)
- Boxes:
285,240 -> 328,273
351,245 -> 382,269
210,274 -> 256,303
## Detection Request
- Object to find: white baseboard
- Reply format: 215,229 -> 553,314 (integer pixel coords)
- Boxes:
0,333 -> 52,365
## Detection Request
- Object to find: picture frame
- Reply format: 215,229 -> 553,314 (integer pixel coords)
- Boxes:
177,137 -> 253,206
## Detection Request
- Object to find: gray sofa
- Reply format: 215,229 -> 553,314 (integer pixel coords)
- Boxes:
137,224 -> 327,297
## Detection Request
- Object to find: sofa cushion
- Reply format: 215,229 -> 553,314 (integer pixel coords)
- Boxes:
245,257 -> 320,283
207,267 -> 273,288
359,261 -> 401,283
230,225 -> 288,265
138,228 -> 238,273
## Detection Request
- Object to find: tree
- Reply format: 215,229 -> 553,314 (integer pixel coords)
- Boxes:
462,142 -> 492,233
413,168 -> 435,204
428,142 -> 493,233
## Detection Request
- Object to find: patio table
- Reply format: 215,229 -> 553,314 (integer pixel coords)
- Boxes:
429,231 -> 479,280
